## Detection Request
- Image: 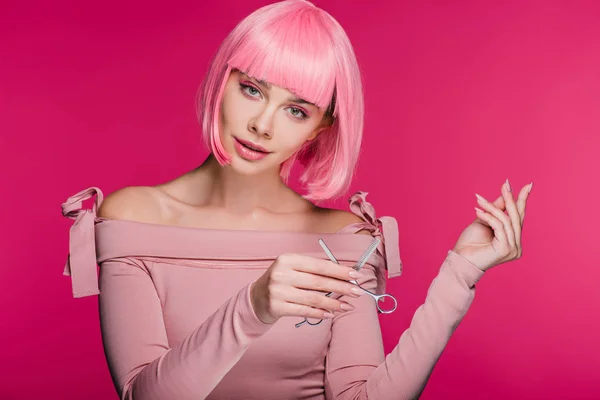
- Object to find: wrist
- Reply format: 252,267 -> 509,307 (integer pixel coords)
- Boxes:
249,280 -> 276,325
451,248 -> 486,272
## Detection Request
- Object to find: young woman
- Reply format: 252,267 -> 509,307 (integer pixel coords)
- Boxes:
61,1 -> 532,399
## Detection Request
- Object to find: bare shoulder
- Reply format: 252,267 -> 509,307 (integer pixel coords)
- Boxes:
318,208 -> 372,236
97,186 -> 164,223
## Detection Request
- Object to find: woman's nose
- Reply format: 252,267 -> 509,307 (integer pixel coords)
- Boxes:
248,107 -> 274,138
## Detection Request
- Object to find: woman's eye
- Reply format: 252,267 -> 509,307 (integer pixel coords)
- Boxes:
240,83 -> 260,97
288,107 -> 308,119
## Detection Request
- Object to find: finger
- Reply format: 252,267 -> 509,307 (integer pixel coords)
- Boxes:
474,208 -> 510,255
282,300 -> 336,320
516,183 -> 531,228
492,195 -> 506,210
475,195 -> 504,226
476,192 -> 514,249
285,254 -> 360,282
284,286 -> 354,313
291,270 -> 361,298
502,180 -> 521,255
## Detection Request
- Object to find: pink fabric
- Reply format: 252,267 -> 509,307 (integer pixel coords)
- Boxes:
61,187 -> 485,400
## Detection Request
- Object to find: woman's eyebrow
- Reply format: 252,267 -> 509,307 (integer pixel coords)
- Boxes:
254,77 -> 272,89
290,97 -> 317,107
246,74 -> 317,108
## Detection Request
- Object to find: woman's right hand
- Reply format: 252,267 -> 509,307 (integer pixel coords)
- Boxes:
250,253 -> 364,324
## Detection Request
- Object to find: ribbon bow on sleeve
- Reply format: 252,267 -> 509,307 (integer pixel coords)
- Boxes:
348,191 -> 403,282
61,187 -> 104,298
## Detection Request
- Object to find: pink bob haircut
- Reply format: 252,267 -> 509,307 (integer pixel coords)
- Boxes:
196,0 -> 364,202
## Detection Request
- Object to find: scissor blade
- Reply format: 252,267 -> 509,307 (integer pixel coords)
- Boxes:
354,237 -> 380,272
318,239 -> 339,264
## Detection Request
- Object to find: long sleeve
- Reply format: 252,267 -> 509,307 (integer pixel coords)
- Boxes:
98,257 -> 272,400
324,249 -> 485,400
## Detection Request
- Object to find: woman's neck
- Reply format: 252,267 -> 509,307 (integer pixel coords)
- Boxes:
191,153 -> 314,215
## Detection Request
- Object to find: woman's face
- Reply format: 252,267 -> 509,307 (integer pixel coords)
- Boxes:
219,69 -> 331,175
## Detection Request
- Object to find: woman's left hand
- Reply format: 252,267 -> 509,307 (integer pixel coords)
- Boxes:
452,179 -> 533,272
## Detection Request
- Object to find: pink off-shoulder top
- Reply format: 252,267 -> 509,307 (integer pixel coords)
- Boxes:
61,187 -> 484,400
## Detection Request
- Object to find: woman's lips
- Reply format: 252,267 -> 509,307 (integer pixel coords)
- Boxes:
235,137 -> 271,153
233,137 -> 271,161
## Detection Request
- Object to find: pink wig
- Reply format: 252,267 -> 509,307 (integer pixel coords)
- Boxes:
196,0 -> 364,202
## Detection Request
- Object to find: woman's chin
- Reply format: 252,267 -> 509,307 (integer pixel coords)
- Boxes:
228,155 -> 276,176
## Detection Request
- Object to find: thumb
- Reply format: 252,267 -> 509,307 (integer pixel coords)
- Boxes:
492,195 -> 506,211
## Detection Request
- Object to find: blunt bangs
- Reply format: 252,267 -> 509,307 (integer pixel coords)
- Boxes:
228,6 -> 337,112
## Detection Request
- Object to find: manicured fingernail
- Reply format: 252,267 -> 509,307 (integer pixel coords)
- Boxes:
505,178 -> 512,192
323,312 -> 335,319
340,303 -> 355,311
349,270 -> 363,278
474,207 -> 484,213
475,193 -> 487,203
528,182 -> 533,193
351,287 -> 365,296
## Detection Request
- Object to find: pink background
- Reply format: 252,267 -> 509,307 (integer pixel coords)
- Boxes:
2,0 -> 599,399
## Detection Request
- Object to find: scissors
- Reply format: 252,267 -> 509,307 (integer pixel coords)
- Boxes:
295,236 -> 398,328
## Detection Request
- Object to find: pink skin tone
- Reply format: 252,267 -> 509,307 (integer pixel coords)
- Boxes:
220,69 -> 332,176
452,179 -> 533,272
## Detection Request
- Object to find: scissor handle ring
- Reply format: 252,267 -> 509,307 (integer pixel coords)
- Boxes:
307,317 -> 325,325
295,316 -> 328,328
375,294 -> 398,314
